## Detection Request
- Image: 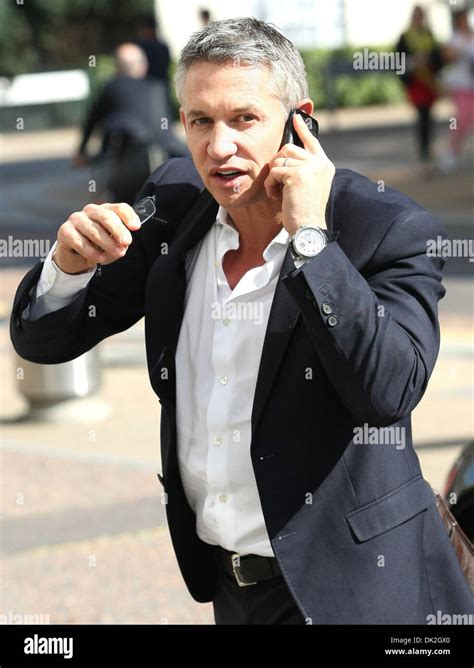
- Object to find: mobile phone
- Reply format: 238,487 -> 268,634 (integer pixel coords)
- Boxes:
280,108 -> 319,149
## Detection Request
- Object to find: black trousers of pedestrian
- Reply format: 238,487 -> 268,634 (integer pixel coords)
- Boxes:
212,566 -> 307,625
415,104 -> 433,160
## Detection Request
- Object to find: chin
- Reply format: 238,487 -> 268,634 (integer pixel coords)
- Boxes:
207,181 -> 261,210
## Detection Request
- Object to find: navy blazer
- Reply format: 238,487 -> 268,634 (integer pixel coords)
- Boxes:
10,157 -> 473,623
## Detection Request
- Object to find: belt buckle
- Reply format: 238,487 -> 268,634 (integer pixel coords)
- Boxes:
231,553 -> 257,587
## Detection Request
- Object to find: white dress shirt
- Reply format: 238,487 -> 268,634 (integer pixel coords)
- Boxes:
26,207 -> 305,556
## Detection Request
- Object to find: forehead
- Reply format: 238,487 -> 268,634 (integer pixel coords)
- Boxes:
182,60 -> 278,109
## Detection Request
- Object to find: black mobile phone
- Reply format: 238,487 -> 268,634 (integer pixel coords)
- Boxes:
280,108 -> 319,149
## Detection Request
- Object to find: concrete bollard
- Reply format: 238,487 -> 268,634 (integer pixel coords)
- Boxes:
14,348 -> 110,423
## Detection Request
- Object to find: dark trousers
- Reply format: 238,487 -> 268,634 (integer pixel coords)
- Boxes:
212,566 -> 307,625
415,105 -> 433,160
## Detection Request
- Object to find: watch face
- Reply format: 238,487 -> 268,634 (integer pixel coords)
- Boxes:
294,227 -> 325,257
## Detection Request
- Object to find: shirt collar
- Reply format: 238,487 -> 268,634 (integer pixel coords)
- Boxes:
216,205 -> 290,259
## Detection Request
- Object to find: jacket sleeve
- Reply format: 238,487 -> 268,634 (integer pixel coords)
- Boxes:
10,223 -> 149,365
79,86 -> 109,154
10,157 -> 203,366
281,209 -> 446,427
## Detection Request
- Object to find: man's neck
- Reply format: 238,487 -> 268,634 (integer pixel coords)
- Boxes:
226,200 -> 283,261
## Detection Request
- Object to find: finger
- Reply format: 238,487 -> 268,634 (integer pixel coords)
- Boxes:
293,113 -> 321,154
274,157 -> 299,169
270,145 -> 308,169
103,202 -> 142,230
278,144 -> 312,160
264,167 -> 289,200
62,225 -> 110,263
83,205 -> 133,245
73,214 -> 127,255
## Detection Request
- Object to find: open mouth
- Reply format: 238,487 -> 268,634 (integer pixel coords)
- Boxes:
212,170 -> 247,187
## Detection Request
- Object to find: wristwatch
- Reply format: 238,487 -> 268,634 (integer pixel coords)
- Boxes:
289,225 -> 330,261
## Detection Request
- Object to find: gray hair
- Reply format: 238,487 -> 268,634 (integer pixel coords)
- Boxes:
175,17 -> 309,116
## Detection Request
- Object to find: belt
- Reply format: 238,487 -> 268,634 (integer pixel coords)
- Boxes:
215,546 -> 282,587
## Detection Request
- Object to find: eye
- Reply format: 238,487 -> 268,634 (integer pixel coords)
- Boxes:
191,117 -> 211,126
236,114 -> 256,123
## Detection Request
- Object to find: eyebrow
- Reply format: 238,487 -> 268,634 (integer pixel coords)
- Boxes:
186,106 -> 263,119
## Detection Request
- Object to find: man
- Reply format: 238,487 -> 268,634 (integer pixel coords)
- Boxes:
75,42 -> 188,203
135,16 -> 171,88
11,18 -> 473,624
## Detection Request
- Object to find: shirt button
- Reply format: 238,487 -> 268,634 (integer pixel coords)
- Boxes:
327,315 -> 338,327
218,494 -> 228,503
219,375 -> 229,385
222,318 -> 231,326
213,436 -> 223,446
322,303 -> 332,315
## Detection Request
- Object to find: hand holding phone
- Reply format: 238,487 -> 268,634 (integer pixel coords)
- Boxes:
280,109 -> 319,149
264,107 -> 334,237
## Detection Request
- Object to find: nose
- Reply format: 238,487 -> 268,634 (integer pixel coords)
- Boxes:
207,122 -> 237,161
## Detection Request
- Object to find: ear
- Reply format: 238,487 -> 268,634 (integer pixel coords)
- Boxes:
296,99 -> 315,116
179,108 -> 186,130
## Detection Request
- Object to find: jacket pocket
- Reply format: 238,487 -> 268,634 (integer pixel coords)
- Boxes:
346,476 -> 435,542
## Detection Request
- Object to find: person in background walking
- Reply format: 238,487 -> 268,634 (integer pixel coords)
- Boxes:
74,43 -> 154,203
396,5 -> 443,171
74,43 -> 188,204
135,16 -> 171,90
199,9 -> 212,28
439,8 -> 474,172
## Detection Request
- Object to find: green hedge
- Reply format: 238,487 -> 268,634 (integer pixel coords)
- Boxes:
166,45 -> 405,116
300,46 -> 405,109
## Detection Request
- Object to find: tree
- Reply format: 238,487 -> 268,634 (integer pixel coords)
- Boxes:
0,0 -> 155,77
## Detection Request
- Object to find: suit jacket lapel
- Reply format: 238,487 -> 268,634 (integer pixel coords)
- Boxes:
251,247 -> 301,438
251,177 -> 337,438
145,190 -> 218,403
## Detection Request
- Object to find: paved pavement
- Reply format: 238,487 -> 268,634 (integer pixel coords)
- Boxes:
0,102 -> 472,624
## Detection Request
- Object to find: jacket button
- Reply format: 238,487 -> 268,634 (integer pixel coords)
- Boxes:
322,303 -> 332,315
327,315 -> 338,327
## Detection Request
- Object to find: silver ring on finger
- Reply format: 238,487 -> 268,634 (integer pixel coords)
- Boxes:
283,157 -> 289,167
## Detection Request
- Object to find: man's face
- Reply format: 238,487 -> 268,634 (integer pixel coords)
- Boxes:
180,61 -> 287,209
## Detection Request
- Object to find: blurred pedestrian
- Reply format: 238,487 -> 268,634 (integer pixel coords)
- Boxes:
199,9 -> 212,28
396,5 -> 443,168
135,15 -> 178,136
74,42 -> 188,204
439,8 -> 474,172
135,16 -> 171,88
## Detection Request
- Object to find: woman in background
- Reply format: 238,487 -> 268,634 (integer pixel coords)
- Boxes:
396,5 -> 443,171
439,8 -> 474,172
